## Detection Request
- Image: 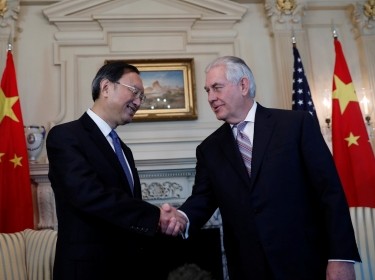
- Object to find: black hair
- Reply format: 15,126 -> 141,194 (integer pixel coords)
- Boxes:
91,61 -> 140,101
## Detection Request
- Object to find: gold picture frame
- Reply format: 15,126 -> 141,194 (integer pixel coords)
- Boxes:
107,58 -> 197,122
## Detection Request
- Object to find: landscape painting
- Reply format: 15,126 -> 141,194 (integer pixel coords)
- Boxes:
108,58 -> 196,122
140,70 -> 186,110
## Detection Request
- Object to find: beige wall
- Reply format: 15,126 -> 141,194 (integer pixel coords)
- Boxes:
7,1 -> 374,278
9,0 -> 374,164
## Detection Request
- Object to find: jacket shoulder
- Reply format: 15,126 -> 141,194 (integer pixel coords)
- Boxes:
199,122 -> 232,148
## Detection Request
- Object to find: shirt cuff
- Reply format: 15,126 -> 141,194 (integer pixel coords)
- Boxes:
328,259 -> 356,263
177,210 -> 190,239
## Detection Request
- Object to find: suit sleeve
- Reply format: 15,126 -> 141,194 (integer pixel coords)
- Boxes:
300,113 -> 361,261
47,124 -> 160,236
179,144 -> 219,233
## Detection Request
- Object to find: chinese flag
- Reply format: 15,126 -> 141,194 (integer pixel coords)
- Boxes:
332,37 -> 375,208
0,50 -> 34,232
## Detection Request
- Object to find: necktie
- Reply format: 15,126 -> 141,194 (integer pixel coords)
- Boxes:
236,121 -> 252,176
109,130 -> 134,192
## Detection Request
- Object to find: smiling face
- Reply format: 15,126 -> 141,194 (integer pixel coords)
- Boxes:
204,65 -> 253,124
93,72 -> 144,128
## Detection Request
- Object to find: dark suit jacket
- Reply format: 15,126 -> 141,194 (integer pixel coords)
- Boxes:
179,104 -> 360,280
47,113 -> 163,280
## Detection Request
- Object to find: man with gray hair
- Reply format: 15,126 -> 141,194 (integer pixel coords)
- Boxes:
174,56 -> 360,280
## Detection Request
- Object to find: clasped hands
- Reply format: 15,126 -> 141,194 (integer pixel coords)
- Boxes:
159,203 -> 188,237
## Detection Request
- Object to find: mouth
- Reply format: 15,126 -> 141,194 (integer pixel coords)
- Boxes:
127,104 -> 138,115
211,103 -> 223,113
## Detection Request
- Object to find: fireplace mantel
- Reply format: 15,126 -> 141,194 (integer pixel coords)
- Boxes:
29,159 -> 222,230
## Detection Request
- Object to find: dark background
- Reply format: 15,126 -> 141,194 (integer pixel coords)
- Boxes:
157,227 -> 223,280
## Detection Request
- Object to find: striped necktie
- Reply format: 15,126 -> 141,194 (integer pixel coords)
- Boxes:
109,130 -> 134,193
235,121 -> 252,176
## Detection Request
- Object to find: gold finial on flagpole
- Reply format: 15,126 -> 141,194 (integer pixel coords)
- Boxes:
291,27 -> 296,45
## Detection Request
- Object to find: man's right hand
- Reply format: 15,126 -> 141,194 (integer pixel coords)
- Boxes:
159,203 -> 187,236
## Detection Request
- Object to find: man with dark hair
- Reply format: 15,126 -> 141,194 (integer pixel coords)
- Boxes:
47,61 -> 185,280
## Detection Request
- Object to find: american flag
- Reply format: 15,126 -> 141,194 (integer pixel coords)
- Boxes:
292,45 -> 319,124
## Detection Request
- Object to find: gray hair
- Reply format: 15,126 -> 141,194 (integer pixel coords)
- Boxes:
205,56 -> 256,98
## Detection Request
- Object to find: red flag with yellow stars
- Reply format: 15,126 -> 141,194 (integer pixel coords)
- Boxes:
332,37 -> 375,208
0,50 -> 34,232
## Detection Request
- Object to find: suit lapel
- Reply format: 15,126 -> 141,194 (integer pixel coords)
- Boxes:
80,113 -> 136,196
218,105 -> 276,191
120,141 -> 142,199
219,123 -> 251,186
250,105 -> 275,190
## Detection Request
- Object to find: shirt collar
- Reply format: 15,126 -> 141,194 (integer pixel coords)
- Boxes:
86,108 -> 112,137
230,101 -> 257,128
245,101 -> 257,123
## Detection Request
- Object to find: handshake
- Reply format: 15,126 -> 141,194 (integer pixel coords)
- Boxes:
159,203 -> 188,237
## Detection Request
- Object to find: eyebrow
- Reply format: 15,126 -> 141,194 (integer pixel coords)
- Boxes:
204,82 -> 224,92
129,84 -> 143,93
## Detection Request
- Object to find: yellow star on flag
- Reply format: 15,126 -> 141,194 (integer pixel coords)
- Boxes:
0,87 -> 19,123
10,154 -> 23,168
345,132 -> 360,147
332,75 -> 358,115
0,152 -> 4,162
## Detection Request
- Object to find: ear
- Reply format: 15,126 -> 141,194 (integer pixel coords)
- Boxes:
240,77 -> 250,96
100,79 -> 111,97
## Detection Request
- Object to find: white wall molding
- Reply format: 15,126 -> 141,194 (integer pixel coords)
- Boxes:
16,2 -> 374,279
38,0 -> 247,162
0,0 -> 20,69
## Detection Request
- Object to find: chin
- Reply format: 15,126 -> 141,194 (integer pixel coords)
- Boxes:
120,117 -> 133,125
214,112 -> 226,121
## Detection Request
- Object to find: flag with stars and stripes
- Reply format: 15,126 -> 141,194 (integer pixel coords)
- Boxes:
332,37 -> 375,208
292,44 -> 319,125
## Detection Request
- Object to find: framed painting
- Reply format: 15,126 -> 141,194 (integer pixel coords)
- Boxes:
107,58 -> 197,122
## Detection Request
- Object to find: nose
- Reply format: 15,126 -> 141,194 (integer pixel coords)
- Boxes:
132,96 -> 142,107
207,91 -> 217,103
